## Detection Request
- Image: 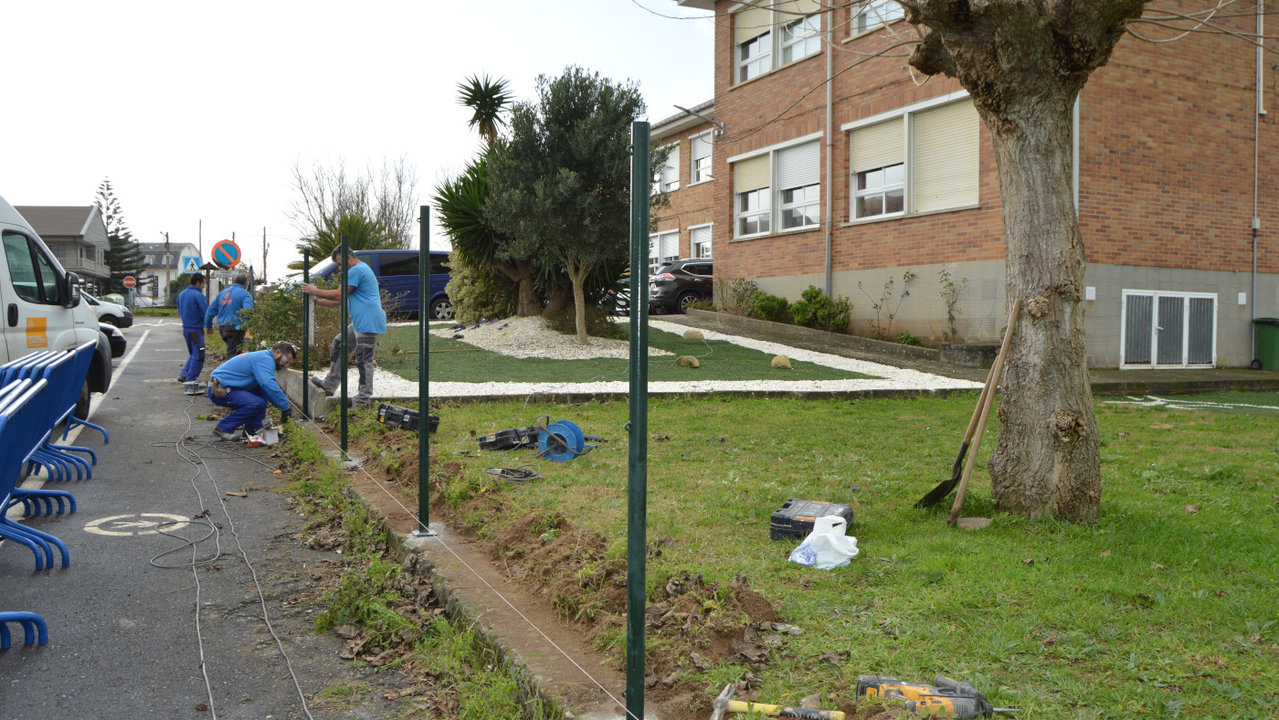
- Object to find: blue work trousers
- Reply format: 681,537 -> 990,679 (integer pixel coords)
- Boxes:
208,385 -> 267,435
180,328 -> 205,382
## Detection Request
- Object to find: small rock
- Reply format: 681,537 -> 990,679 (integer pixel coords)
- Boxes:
675,355 -> 700,369
955,517 -> 990,531
771,355 -> 792,369
682,329 -> 704,340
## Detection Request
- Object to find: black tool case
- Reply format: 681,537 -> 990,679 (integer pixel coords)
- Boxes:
769,498 -> 854,540
477,426 -> 540,451
376,403 -> 438,433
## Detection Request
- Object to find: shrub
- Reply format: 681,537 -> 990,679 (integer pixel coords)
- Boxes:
242,282 -> 340,369
790,286 -> 852,333
445,251 -> 517,325
750,293 -> 791,323
898,330 -> 922,346
716,278 -> 760,316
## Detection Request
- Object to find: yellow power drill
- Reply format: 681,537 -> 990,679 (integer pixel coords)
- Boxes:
856,675 -> 1016,718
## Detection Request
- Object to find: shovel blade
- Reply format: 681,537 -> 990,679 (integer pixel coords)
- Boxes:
914,442 -> 969,508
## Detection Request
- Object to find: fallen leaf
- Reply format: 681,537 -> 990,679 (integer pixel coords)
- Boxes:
225,490 -> 248,498
1183,505 -> 1200,513
1099,550 -> 1113,557
801,694 -> 822,709
816,650 -> 845,667
1043,635 -> 1058,647
1022,558 -> 1035,566
690,652 -> 711,670
1151,562 -> 1169,571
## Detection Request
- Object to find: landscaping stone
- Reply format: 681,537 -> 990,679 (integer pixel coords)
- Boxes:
771,355 -> 792,369
675,355 -> 700,369
683,329 -> 704,340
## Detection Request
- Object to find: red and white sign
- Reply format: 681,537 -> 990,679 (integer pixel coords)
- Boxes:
122,275 -> 137,289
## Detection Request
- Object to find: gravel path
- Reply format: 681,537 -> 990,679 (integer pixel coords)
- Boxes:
343,316 -> 981,400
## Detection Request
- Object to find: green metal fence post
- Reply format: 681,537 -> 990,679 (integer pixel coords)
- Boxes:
302,249 -> 310,416
625,120 -> 651,720
339,236 -> 349,455
415,206 -> 434,536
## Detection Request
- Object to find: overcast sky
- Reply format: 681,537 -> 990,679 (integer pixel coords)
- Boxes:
2,0 -> 713,281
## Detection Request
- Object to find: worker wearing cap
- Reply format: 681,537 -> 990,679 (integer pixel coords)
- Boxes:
204,274 -> 255,357
300,248 -> 386,408
177,273 -> 208,393
207,341 -> 294,442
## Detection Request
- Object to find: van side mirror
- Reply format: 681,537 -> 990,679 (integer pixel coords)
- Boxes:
62,272 -> 82,308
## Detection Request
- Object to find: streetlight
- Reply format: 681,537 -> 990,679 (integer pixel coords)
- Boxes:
162,231 -> 171,303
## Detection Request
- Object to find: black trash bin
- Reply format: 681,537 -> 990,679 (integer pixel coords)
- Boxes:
1253,318 -> 1279,370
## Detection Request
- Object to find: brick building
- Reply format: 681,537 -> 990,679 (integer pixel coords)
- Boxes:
674,0 -> 1277,368
652,101 -> 720,269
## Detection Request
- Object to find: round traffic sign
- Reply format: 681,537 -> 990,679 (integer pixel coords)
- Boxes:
211,239 -> 242,269
123,275 -> 137,289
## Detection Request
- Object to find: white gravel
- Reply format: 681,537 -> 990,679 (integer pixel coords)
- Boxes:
343,316 -> 983,400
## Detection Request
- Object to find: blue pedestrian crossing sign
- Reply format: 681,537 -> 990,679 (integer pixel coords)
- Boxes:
211,239 -> 242,269
181,256 -> 201,273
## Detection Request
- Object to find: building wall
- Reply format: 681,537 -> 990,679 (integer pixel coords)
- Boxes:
653,116 -> 719,260
702,0 -> 1277,367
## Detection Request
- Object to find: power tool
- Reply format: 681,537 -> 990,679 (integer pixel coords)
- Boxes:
856,675 -> 1016,718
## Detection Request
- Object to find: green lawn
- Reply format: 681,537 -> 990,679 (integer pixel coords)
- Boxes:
376,324 -> 874,383
410,390 -> 1279,719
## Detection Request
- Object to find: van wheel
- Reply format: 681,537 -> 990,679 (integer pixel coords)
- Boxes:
75,379 -> 92,420
430,297 -> 454,320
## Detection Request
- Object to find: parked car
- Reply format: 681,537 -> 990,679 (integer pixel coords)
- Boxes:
309,249 -> 452,319
101,322 -> 126,358
82,291 -> 133,327
602,275 -> 631,316
649,258 -> 714,314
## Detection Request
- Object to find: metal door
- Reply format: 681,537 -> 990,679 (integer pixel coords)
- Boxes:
1121,291 -> 1216,368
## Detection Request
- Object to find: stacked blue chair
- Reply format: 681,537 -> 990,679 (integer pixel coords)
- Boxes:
0,378 -> 57,648
61,340 -> 109,444
20,351 -> 96,481
0,378 -> 70,571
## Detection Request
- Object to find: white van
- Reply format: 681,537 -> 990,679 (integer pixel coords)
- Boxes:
0,194 -> 113,415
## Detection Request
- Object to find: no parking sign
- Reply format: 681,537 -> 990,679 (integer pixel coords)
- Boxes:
211,239 -> 241,269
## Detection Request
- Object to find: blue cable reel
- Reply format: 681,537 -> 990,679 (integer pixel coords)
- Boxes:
538,419 -> 594,462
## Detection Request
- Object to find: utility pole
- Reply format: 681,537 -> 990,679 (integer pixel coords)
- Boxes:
163,231 -> 171,304
262,226 -> 268,285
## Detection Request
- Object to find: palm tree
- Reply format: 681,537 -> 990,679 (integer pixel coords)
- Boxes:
457,74 -> 514,147
289,213 -> 397,270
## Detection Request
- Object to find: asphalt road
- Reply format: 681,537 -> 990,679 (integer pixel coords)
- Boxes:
0,320 -> 399,719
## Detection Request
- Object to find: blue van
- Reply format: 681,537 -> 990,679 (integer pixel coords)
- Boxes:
310,249 -> 452,319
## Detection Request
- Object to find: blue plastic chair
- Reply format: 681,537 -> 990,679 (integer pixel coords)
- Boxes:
0,612 -> 48,649
15,352 -> 94,482
0,378 -> 71,571
60,341 -> 109,444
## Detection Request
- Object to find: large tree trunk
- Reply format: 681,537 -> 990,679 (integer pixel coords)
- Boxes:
566,258 -> 590,346
983,96 -> 1100,522
904,0 -> 1147,521
496,260 -> 541,317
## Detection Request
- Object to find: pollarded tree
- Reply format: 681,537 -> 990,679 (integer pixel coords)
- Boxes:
899,0 -> 1159,521
94,179 -> 146,294
486,66 -> 648,344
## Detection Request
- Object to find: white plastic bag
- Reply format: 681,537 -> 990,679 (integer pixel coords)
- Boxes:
788,515 -> 859,570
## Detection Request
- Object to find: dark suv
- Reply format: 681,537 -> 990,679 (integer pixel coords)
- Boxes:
649,258 -> 713,314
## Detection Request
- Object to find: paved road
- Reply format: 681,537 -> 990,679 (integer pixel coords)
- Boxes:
0,320 -> 398,719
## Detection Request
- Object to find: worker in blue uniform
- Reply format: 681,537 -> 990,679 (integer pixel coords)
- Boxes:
176,273 -> 208,394
206,341 -> 294,441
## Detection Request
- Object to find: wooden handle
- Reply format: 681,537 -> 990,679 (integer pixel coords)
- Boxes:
949,298 -> 1021,525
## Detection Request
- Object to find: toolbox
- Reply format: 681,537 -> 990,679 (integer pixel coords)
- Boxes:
769,498 -> 854,540
376,403 -> 438,434
477,425 -> 540,451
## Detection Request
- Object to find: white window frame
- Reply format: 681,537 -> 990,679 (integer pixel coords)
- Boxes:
735,189 -> 771,238
657,142 -> 680,192
780,183 -> 821,230
690,131 -> 713,185
781,12 -> 821,64
650,230 -> 679,272
689,223 -> 714,258
737,30 -> 772,83
729,132 -> 824,239
843,90 -> 976,223
853,163 -> 905,220
852,0 -> 904,35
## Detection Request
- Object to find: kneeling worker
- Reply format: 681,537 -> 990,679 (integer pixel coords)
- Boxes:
207,341 -> 295,441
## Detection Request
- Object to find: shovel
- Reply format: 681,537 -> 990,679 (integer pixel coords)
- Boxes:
914,300 -> 1020,509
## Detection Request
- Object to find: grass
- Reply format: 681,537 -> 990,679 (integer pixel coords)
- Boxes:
375,324 -> 874,383
412,390 -> 1279,719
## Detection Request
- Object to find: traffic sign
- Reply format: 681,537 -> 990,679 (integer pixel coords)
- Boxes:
123,275 -> 136,289
211,239 -> 242,269
181,256 -> 201,273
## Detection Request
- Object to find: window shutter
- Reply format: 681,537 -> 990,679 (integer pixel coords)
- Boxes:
912,99 -> 979,212
692,134 -> 710,162
777,140 -> 819,189
663,143 -> 681,187
776,0 -> 820,17
734,154 -> 771,193
851,119 -> 903,173
735,4 -> 773,45
690,225 -> 711,254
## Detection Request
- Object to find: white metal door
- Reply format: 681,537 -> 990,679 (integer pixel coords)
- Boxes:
1121,290 -> 1216,368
